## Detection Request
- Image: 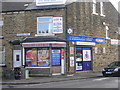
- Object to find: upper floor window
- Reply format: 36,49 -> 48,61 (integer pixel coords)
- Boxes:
93,0 -> 97,14
100,2 -> 105,16
37,17 -> 63,35
105,26 -> 110,39
0,46 -> 5,66
118,27 -> 120,35
37,17 -> 53,34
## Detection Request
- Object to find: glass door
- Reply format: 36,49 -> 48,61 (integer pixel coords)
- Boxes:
76,48 -> 83,71
76,47 -> 92,71
82,48 -> 92,71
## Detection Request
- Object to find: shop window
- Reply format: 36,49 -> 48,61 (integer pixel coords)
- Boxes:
0,46 -> 5,66
25,48 -> 50,67
37,17 -> 53,35
100,2 -> 105,16
37,48 -> 50,66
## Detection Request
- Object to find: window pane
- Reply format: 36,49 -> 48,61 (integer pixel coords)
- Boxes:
38,48 -> 50,66
0,46 -> 5,65
93,0 -> 96,3
38,17 -> 52,22
38,23 -> 52,33
25,48 -> 37,67
93,4 -> 96,13
100,2 -> 104,15
16,55 -> 20,61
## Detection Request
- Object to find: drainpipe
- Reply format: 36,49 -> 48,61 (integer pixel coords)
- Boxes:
49,43 -> 52,76
65,6 -> 70,74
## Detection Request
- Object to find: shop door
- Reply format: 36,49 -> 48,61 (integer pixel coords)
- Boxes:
82,48 -> 92,71
51,49 -> 65,75
76,47 -> 92,71
13,50 -> 22,68
52,49 -> 61,74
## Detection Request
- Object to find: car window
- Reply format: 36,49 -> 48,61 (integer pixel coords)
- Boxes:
108,62 -> 120,67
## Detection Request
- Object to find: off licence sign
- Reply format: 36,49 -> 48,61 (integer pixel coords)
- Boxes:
53,17 -> 63,34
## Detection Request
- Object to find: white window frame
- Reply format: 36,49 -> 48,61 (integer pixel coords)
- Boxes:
100,2 -> 105,17
37,17 -> 54,36
92,0 -> 98,15
105,26 -> 110,39
0,46 -> 5,66
118,27 -> 120,35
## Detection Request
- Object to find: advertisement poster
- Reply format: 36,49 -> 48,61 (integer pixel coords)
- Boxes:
83,50 -> 91,61
103,47 -> 106,54
38,48 -> 50,66
70,47 -> 74,55
76,50 -> 82,62
25,49 -> 37,67
52,50 -> 61,66
70,57 -> 74,67
53,17 -> 63,34
95,47 -> 98,53
76,62 -> 82,71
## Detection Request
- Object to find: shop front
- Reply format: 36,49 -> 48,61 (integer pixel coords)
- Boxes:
67,34 -> 106,72
13,36 -> 66,76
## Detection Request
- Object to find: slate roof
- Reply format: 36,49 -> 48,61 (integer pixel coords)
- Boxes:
10,36 -> 66,45
22,36 -> 67,43
9,40 -> 21,45
2,1 -> 33,12
26,2 -> 66,10
2,0 -> 74,12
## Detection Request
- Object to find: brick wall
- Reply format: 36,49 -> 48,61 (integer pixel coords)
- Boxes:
2,1 -> 119,76
66,2 -> 118,72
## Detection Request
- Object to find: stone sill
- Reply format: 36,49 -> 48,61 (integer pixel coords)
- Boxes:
35,34 -> 55,36
100,14 -> 106,17
92,13 -> 98,16
0,64 -> 6,67
106,37 -> 111,40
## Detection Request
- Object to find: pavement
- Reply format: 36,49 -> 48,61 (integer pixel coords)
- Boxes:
1,72 -> 103,85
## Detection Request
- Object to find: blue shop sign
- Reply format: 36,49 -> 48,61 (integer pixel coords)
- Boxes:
67,34 -> 105,43
52,50 -> 61,66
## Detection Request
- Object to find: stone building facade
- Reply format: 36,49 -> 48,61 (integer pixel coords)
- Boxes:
1,0 -> 119,79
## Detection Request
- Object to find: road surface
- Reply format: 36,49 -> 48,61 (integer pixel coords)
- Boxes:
2,77 -> 119,88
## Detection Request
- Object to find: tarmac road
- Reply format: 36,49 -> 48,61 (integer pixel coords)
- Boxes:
2,77 -> 119,88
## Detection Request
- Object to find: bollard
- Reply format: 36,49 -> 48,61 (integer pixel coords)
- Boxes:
25,70 -> 29,79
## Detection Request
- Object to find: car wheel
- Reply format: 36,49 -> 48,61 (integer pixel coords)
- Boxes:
103,74 -> 108,77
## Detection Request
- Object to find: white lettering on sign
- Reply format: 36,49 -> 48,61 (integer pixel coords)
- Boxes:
16,33 -> 30,37
52,43 -> 66,47
111,39 -> 119,45
36,0 -> 66,6
22,43 -> 50,47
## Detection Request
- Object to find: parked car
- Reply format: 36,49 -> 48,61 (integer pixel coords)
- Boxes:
102,61 -> 120,77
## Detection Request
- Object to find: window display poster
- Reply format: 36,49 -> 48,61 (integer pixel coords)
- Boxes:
76,50 -> 82,62
70,47 -> 74,55
38,48 -> 50,66
70,57 -> 74,67
76,62 -> 82,71
25,48 -> 50,67
95,47 -> 98,53
52,50 -> 61,66
25,49 -> 37,66
83,50 -> 91,61
103,47 -> 106,54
